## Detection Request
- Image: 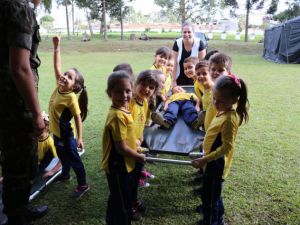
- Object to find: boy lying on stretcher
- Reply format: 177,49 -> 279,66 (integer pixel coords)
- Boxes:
151,86 -> 204,129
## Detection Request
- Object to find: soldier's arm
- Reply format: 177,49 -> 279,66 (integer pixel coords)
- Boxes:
9,47 -> 45,136
52,36 -> 62,81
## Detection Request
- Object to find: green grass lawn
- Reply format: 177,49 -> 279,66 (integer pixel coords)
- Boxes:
33,37 -> 300,225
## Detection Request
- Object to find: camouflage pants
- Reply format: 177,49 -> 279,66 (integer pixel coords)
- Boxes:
0,76 -> 38,224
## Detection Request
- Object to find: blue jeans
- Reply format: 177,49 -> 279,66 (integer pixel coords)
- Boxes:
164,100 -> 198,126
53,134 -> 86,186
201,174 -> 224,225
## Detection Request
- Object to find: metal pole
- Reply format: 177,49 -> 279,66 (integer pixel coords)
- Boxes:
146,157 -> 192,165
188,152 -> 203,158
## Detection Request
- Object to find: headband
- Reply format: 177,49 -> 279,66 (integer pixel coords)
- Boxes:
229,73 -> 240,86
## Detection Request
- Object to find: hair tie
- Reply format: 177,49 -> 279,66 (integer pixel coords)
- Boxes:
229,73 -> 240,86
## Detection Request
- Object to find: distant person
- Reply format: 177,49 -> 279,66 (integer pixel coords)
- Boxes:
192,75 -> 249,225
102,71 -> 145,225
172,22 -> 206,86
0,0 -> 48,224
49,36 -> 89,198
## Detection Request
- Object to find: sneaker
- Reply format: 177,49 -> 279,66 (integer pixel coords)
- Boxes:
54,174 -> 71,182
133,200 -> 146,213
141,169 -> 155,179
151,112 -> 172,129
192,111 -> 206,130
138,178 -> 150,188
70,184 -> 90,198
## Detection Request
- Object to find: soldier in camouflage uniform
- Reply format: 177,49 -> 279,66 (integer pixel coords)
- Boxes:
0,0 -> 45,224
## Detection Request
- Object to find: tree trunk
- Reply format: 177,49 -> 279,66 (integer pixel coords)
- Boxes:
120,8 -> 124,40
245,6 -> 249,42
72,0 -> 75,35
85,10 -> 93,36
103,0 -> 108,41
180,0 -> 186,24
65,0 -> 70,40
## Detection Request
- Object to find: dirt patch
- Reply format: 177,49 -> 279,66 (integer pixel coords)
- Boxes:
39,37 -> 263,55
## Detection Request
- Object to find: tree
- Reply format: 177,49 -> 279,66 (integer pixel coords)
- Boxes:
224,0 -> 265,42
269,0 -> 300,22
56,0 -> 71,40
40,15 -> 55,33
154,0 -> 219,24
108,0 -> 130,40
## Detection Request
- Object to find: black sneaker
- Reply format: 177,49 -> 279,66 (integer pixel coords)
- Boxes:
70,184 -> 90,198
54,174 -> 71,182
26,205 -> 48,221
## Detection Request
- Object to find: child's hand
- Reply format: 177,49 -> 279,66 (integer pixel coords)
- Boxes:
52,35 -> 61,49
136,153 -> 146,163
136,139 -> 141,147
192,157 -> 207,168
195,105 -> 200,112
77,138 -> 84,150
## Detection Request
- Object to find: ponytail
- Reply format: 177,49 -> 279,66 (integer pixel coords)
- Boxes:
78,87 -> 88,122
214,75 -> 249,126
236,78 -> 249,125
71,67 -> 88,121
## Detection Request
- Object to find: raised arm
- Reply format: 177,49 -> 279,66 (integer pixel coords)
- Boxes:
9,47 -> 45,137
52,36 -> 62,81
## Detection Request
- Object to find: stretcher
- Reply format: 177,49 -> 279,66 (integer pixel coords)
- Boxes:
0,149 -> 85,224
143,86 -> 205,165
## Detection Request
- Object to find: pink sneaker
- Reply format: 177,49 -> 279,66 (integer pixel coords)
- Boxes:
141,169 -> 155,179
138,178 -> 150,187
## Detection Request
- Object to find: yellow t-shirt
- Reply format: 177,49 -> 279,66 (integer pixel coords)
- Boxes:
202,89 -> 212,111
48,88 -> 81,138
194,80 -> 205,100
102,106 -> 137,173
129,98 -> 150,140
203,110 -> 240,178
150,64 -> 167,75
38,135 -> 57,162
168,92 -> 198,103
162,73 -> 172,96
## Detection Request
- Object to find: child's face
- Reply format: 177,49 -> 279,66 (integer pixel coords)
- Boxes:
135,82 -> 156,100
110,78 -> 132,109
213,89 -> 234,112
183,62 -> 196,79
209,63 -> 229,81
172,86 -> 185,94
58,69 -> 76,92
38,128 -> 49,141
166,60 -> 175,73
154,54 -> 168,67
157,74 -> 166,91
196,67 -> 211,84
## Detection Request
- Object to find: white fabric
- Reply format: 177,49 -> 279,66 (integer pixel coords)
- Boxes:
176,37 -> 200,78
